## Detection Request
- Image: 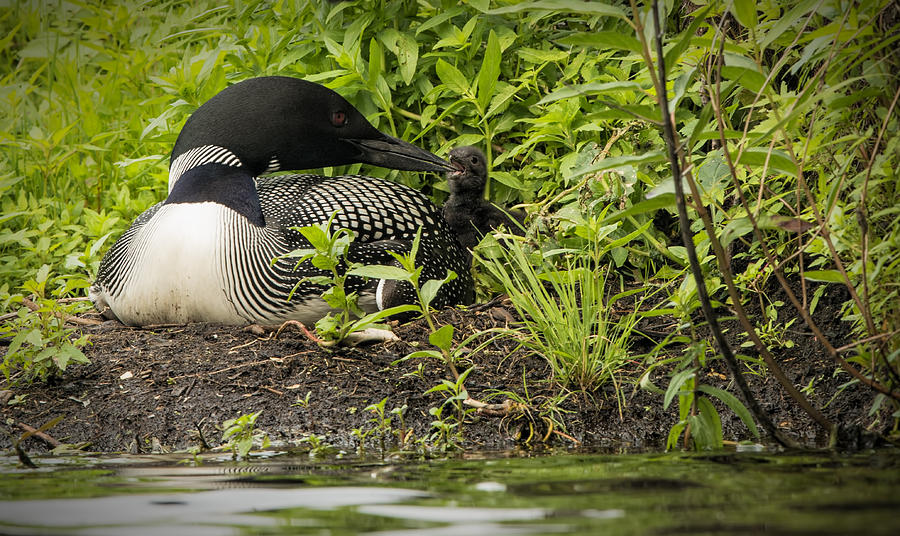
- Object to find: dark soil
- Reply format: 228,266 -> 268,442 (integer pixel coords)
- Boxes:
1,286 -> 887,455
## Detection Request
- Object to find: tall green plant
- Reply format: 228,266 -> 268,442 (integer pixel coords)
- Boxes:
478,220 -> 648,406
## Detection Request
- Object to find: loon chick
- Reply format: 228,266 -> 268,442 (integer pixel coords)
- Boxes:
90,76 -> 473,326
442,146 -> 525,254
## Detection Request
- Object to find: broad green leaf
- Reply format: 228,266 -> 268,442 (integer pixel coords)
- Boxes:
407,349 -> 445,360
298,225 -> 328,249
730,0 -> 758,30
698,385 -> 760,439
368,38 -> 383,87
420,277 -> 446,308
803,270 -> 843,283
719,217 -> 755,248
35,264 -> 50,285
347,265 -> 412,281
516,47 -> 569,64
599,194 -> 676,225
485,82 -> 522,120
539,81 -> 646,105
666,421 -> 687,451
604,221 -> 653,252
557,31 -> 641,54
429,324 -> 455,352
664,368 -> 696,410
350,304 -> 419,332
487,0 -> 627,19
435,59 -> 470,97
395,32 -> 418,85
695,396 -> 724,449
416,6 -> 465,35
735,147 -> 796,177
721,53 -> 768,94
490,171 -> 525,190
566,151 -> 666,180
477,30 -> 501,111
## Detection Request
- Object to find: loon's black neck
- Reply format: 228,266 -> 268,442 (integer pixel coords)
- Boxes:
164,163 -> 265,227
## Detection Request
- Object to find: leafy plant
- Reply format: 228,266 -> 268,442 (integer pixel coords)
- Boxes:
220,411 -> 269,460
660,342 -> 760,451
349,228 -> 463,379
284,210 -> 418,345
351,397 -> 413,454
0,266 -> 90,384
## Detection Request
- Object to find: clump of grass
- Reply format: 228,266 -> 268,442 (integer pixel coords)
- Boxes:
478,235 -> 641,410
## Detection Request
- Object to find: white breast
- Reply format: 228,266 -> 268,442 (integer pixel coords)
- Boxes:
98,203 -> 244,325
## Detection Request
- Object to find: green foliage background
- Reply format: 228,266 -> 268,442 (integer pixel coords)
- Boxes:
1,0 -> 898,437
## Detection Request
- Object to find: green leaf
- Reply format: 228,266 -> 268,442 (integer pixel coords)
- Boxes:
368,38 -> 383,85
395,32 -> 419,85
35,264 -> 50,285
735,147 -> 796,177
55,343 -> 87,371
556,31 -> 641,54
666,421 -> 687,451
599,194 -> 675,225
298,225 -> 328,249
429,324 -> 455,352
487,0 -> 627,19
349,304 -> 419,332
347,265 -> 412,281
476,30 -> 501,112
539,81 -> 646,105
698,385 -> 760,439
720,54 -> 768,94
803,270 -> 844,283
664,368 -> 696,410
420,271 -> 456,308
695,396 -> 724,449
730,0 -> 758,30
566,151 -> 666,180
407,349 -> 445,360
490,171 -> 525,190
516,47 -> 569,64
416,6 -> 466,35
24,328 -> 44,348
435,59 -> 470,96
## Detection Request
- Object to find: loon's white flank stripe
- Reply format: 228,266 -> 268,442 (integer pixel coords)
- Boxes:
168,145 -> 242,192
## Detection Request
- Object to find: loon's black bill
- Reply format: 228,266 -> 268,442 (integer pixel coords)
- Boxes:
352,136 -> 455,173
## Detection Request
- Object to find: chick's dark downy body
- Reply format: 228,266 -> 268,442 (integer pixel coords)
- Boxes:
90,76 -> 473,326
442,146 -> 525,254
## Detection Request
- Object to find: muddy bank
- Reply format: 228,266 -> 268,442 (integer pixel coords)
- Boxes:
1,291 -> 885,455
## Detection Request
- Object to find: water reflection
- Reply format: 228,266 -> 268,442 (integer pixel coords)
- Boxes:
0,450 -> 898,536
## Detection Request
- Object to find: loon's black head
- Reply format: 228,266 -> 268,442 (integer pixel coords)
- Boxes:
447,146 -> 488,194
170,76 -> 453,176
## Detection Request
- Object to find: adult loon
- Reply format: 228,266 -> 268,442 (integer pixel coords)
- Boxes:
90,76 -> 473,326
443,146 -> 525,256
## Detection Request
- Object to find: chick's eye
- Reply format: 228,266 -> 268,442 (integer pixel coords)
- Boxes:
471,156 -> 479,164
331,110 -> 348,127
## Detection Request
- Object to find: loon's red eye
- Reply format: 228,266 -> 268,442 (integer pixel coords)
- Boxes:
331,110 -> 348,127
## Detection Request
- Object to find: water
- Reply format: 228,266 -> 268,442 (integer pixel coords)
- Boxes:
1,449 -> 898,535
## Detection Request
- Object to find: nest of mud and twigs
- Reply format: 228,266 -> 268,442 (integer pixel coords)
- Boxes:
1,285 -> 887,455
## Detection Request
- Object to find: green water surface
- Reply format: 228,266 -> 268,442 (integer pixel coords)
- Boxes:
0,449 -> 898,535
